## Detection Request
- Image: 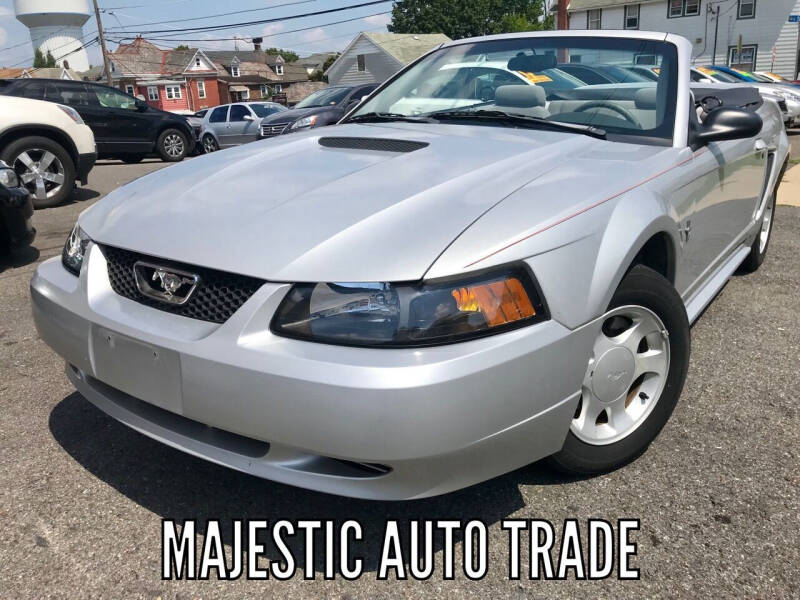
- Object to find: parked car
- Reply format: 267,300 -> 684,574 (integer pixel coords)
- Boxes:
556,62 -> 654,85
0,160 -> 35,254
186,110 -> 208,152
0,78 -> 194,163
0,95 -> 96,208
258,84 -> 378,138
201,102 -> 287,152
695,66 -> 800,126
31,31 -> 788,500
754,71 -> 800,87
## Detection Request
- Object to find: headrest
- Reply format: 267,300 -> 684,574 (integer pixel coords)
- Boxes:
507,53 -> 557,73
495,85 -> 546,108
634,87 -> 658,110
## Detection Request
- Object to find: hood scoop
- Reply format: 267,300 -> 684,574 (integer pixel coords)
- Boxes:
318,137 -> 429,153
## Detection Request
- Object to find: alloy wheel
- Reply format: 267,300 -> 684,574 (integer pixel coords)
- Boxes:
13,149 -> 65,201
203,136 -> 218,153
163,133 -> 185,158
759,195 -> 775,254
571,305 -> 670,446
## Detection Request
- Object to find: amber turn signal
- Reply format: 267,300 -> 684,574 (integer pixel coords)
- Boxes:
451,277 -> 536,327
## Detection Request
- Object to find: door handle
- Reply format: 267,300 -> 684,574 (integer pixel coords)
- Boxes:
754,140 -> 767,152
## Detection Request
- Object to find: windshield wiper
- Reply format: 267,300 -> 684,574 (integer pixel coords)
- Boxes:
347,112 -> 437,124
430,110 -> 607,140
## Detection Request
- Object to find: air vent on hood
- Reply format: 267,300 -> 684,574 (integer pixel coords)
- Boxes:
318,137 -> 428,153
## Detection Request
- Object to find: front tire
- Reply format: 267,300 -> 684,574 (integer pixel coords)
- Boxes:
1,136 -> 75,209
549,265 -> 690,474
739,190 -> 776,273
202,134 -> 219,153
157,129 -> 188,162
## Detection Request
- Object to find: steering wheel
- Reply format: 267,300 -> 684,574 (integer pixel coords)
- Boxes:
574,101 -> 642,128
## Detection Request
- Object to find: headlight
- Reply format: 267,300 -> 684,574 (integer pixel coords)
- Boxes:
57,104 -> 85,125
291,115 -> 318,130
0,168 -> 19,188
271,266 -> 548,347
62,225 -> 91,275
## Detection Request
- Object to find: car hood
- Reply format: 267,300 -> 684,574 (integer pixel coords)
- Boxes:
80,122 -> 608,282
260,105 -> 336,124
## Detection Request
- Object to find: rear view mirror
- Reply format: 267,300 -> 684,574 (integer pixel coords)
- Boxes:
693,107 -> 763,148
507,53 -> 557,73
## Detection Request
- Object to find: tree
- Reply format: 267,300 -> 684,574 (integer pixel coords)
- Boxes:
174,44 -> 191,51
33,48 -> 46,68
389,0 -> 552,40
264,47 -> 299,62
45,51 -> 57,68
309,54 -> 339,83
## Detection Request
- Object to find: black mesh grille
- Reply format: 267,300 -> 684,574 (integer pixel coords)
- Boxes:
318,137 -> 429,153
101,245 -> 265,324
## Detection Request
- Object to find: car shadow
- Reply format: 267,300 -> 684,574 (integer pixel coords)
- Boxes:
49,392 -> 591,574
61,186 -> 101,207
0,244 -> 40,272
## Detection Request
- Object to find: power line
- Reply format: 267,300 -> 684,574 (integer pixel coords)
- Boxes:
103,0 -> 319,30
105,0 -> 393,35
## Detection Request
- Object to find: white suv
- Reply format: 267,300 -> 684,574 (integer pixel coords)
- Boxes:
0,96 -> 96,208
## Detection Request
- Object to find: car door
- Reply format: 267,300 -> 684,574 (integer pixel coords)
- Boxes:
679,120 -> 768,293
224,104 -> 258,146
50,82 -> 114,152
207,105 -> 229,145
84,84 -> 152,154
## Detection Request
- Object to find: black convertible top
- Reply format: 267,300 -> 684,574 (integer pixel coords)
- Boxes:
690,84 -> 763,112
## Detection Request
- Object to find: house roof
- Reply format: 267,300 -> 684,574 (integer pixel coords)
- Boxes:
567,0 -> 661,10
22,67 -> 80,80
363,32 -> 451,65
296,52 -> 337,68
79,65 -> 104,81
0,68 -> 25,78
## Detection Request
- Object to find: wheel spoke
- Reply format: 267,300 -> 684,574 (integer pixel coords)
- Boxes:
634,349 -> 667,379
607,397 -> 635,433
42,171 -> 64,184
20,172 -> 36,184
573,390 -> 604,431
616,318 -> 658,354
38,151 -> 55,171
16,151 -> 35,169
34,177 -> 47,200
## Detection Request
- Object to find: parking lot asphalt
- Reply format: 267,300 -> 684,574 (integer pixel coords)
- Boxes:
1,153 -> 799,599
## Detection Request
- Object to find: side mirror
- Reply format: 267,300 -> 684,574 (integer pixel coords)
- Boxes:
345,99 -> 360,111
243,114 -> 255,121
135,98 -> 148,111
692,107 -> 762,148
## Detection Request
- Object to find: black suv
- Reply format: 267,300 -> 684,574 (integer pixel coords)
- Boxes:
0,79 -> 195,163
259,84 -> 378,139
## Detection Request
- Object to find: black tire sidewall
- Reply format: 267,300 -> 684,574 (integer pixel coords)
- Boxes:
157,129 -> 188,162
1,136 -> 75,209
551,265 -> 690,474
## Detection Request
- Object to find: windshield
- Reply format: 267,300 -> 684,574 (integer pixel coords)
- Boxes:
295,87 -> 350,109
250,103 -> 286,117
351,36 -> 679,144
697,67 -> 739,83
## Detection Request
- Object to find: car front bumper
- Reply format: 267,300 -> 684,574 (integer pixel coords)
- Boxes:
1,185 -> 35,248
30,245 -> 599,499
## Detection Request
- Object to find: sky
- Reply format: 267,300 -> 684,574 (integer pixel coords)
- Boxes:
0,0 -> 394,68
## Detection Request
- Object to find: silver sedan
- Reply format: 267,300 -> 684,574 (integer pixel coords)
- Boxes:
200,101 -> 286,152
31,31 -> 789,499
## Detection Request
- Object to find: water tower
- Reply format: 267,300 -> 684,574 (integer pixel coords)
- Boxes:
14,0 -> 91,72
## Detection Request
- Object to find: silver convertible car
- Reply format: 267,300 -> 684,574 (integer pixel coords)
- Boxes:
31,31 -> 788,500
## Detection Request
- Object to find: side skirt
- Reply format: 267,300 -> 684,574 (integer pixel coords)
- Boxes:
684,245 -> 750,324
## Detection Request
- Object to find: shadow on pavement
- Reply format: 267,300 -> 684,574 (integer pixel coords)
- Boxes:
64,186 -> 101,206
49,392 -> 590,574
0,244 -> 40,272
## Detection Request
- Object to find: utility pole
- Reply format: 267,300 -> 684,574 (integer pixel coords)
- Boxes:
711,5 -> 720,65
91,0 -> 114,87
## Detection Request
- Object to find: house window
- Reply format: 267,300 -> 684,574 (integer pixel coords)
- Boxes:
587,9 -> 602,29
357,54 -> 366,71
147,86 -> 159,101
197,80 -> 206,98
275,64 -> 284,75
195,57 -> 201,67
260,84 -> 269,98
669,0 -> 700,17
729,44 -> 757,70
738,0 -> 755,19
231,65 -> 240,77
125,84 -> 134,95
165,85 -> 182,100
274,84 -> 282,93
624,5 -> 639,29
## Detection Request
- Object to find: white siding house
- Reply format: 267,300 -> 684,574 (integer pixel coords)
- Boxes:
326,32 -> 451,86
565,0 -> 800,78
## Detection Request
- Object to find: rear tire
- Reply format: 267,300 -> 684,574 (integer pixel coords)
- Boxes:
1,136 -> 75,209
156,129 -> 188,162
549,265 -> 690,474
738,190 -> 776,273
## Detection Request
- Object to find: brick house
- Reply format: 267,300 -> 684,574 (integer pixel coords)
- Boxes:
105,37 -> 321,112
